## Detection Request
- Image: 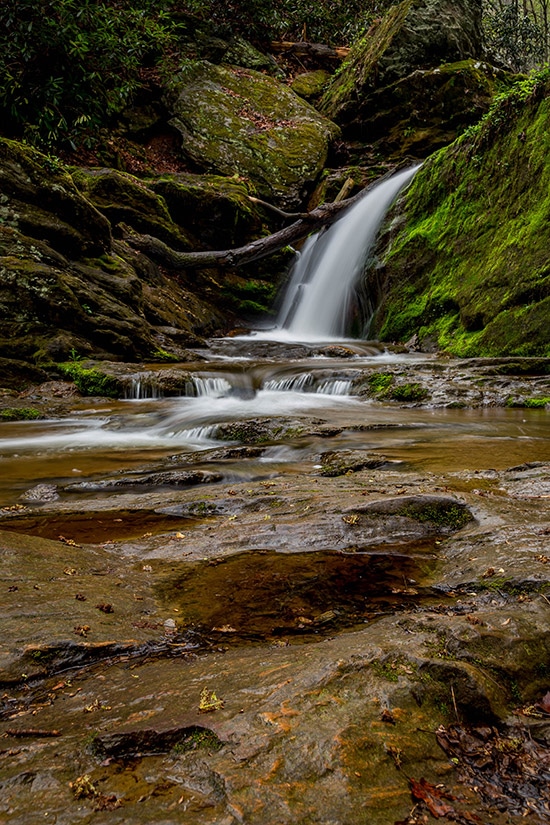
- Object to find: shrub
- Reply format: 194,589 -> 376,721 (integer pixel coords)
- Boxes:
0,0 -> 175,148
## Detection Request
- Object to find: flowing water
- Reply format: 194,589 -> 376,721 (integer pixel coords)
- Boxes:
269,165 -> 420,340
0,168 -> 548,506
1,346 -> 549,507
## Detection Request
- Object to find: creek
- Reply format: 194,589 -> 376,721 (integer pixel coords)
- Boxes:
1,167 -> 548,508
1,166 -> 550,825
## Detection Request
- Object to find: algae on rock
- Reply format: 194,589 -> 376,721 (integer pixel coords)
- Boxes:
165,61 -> 340,208
364,71 -> 550,356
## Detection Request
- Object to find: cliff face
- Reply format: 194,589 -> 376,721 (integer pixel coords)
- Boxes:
364,71 -> 550,356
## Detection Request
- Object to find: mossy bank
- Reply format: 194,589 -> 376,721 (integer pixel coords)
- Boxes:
364,71 -> 550,356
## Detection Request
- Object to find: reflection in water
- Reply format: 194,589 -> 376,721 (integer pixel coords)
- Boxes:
156,544 -> 440,643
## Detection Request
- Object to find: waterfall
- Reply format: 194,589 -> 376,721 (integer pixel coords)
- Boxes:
276,166 -> 419,340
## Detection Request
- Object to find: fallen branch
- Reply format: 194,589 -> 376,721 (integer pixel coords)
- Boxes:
270,41 -> 351,61
122,172 -> 393,271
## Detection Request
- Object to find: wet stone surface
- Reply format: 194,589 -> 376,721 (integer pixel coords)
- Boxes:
0,353 -> 549,824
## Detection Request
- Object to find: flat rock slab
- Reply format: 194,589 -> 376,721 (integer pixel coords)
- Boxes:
1,463 -> 550,824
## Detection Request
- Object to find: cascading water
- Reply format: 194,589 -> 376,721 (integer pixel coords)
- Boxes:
276,165 -> 419,340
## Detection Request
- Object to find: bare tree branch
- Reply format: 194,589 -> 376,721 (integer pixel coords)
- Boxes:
121,171 -> 394,271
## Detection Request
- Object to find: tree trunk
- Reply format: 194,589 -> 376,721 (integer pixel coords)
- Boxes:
121,172 -> 394,271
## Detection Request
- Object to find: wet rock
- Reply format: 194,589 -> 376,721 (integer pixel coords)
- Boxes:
353,494 -> 475,533
66,469 -> 223,492
92,725 -> 222,759
19,484 -> 59,503
165,61 -> 340,208
318,449 -> 389,476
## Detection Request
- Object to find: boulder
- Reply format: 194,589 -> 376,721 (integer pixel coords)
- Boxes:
149,172 -> 263,248
165,61 -> 340,208
0,140 -> 233,370
319,0 -> 504,157
70,168 -> 194,250
0,138 -> 111,257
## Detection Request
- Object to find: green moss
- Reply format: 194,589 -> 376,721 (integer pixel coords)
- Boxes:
390,382 -> 428,402
58,363 -> 121,397
0,407 -> 41,421
167,61 -> 340,206
522,396 -> 550,408
400,501 -> 473,530
172,729 -> 222,754
369,69 -> 550,356
368,372 -> 394,395
150,348 -> 179,363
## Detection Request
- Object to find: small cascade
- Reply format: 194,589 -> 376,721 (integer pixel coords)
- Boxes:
263,373 -> 314,392
316,378 -> 352,396
191,376 -> 233,397
261,372 -> 353,396
123,374 -> 162,400
276,165 -> 420,340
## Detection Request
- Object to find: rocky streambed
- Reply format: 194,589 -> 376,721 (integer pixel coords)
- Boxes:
1,345 -> 550,824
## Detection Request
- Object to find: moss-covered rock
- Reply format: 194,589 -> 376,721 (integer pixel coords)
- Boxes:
322,0 -> 483,123
71,168 -> 194,250
291,70 -> 331,101
365,71 -> 550,356
0,138 -> 111,257
353,59 -> 512,158
319,0 -> 508,157
165,61 -> 340,208
149,172 -> 263,248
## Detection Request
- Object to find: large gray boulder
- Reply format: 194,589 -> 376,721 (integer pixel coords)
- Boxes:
165,61 -> 340,208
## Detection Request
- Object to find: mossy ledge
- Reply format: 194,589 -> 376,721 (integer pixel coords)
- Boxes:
366,69 -> 550,357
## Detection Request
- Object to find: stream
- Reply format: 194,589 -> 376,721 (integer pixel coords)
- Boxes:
1,341 -> 549,509
1,172 -> 550,825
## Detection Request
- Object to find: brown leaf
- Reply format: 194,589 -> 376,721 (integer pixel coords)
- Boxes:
409,777 -> 454,818
535,690 -> 550,714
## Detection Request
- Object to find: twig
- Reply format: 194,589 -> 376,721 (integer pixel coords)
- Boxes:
450,685 -> 460,723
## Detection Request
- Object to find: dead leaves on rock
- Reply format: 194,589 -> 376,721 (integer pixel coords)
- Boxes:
408,777 -> 456,819
393,722 -> 550,823
435,723 -> 550,821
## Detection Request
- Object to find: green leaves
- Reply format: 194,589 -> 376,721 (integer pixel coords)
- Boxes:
0,0 -> 176,149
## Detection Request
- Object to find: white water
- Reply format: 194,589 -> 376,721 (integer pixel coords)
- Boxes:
275,166 -> 419,340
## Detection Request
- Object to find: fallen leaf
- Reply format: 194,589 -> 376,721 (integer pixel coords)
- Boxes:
59,536 -> 80,547
199,687 -> 224,713
409,777 -> 454,818
535,690 -> 550,714
95,603 -> 114,613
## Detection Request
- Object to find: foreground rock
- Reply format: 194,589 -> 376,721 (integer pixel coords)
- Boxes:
1,452 -> 550,823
